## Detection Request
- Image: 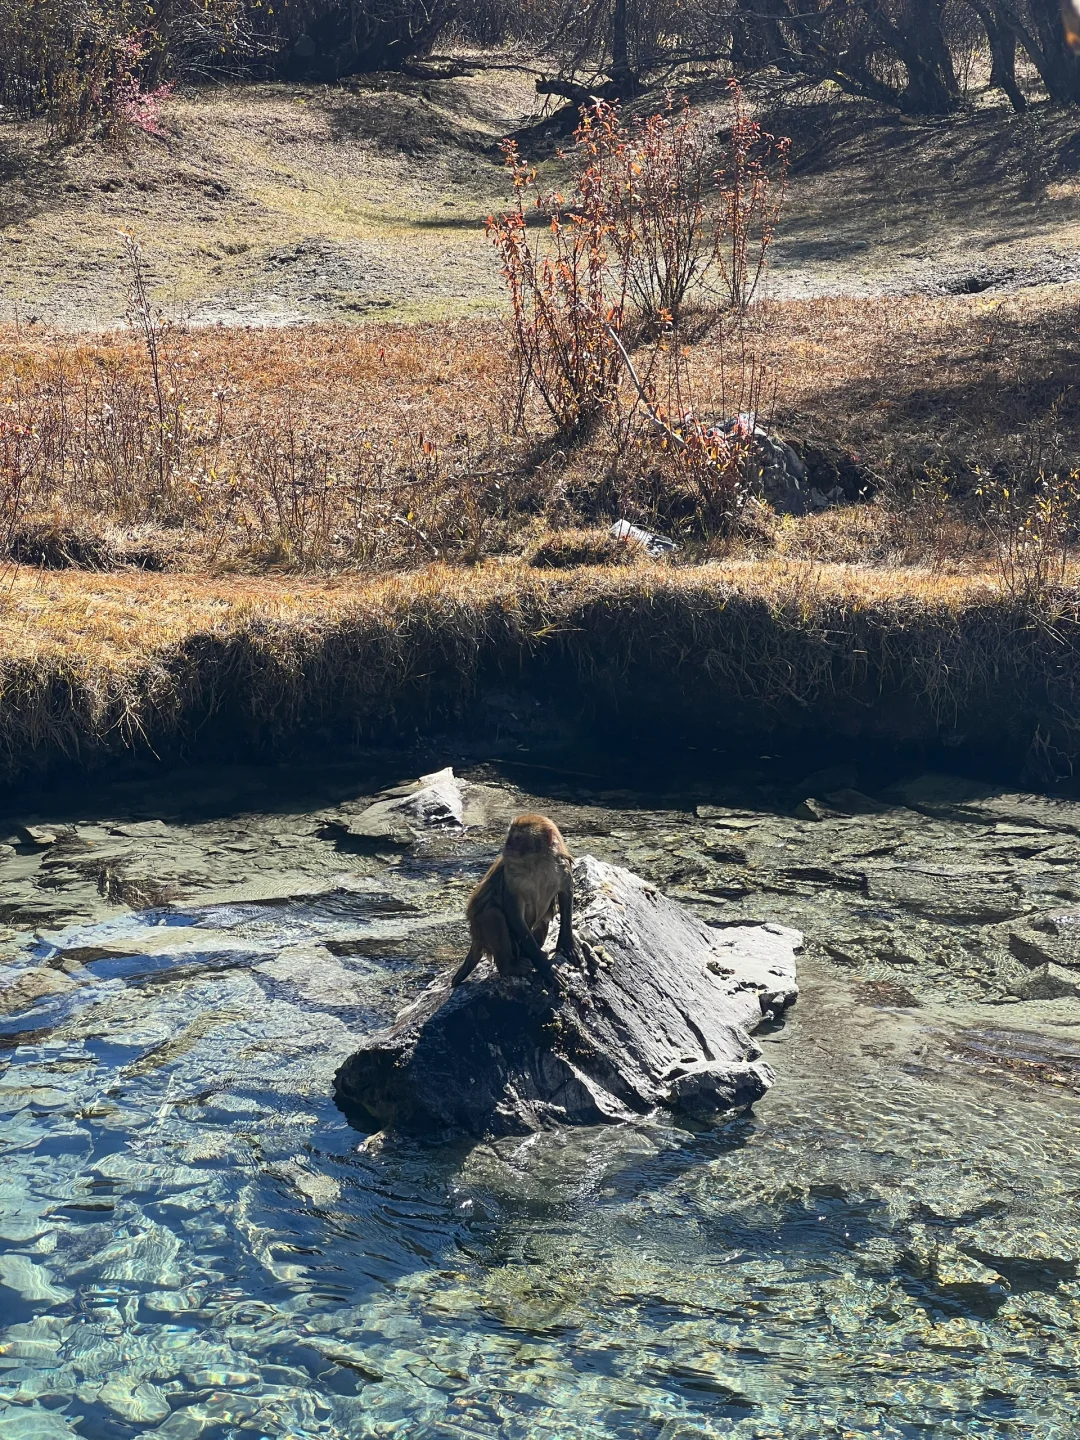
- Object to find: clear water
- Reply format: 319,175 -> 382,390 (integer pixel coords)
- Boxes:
2,770 -> 1080,1439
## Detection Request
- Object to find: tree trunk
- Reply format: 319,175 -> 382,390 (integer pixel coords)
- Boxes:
999,0 -> 1080,103
866,0 -> 962,114
986,5 -> 1028,111
609,0 -> 636,93
730,0 -> 789,68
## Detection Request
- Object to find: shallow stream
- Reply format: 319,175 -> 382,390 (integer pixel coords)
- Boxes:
3,755 -> 1080,1438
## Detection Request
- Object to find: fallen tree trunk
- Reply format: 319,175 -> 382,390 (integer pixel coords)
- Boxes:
535,77 -> 622,105
334,857 -> 800,1137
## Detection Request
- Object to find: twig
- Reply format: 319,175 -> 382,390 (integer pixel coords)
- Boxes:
392,513 -> 438,556
599,319 -> 690,452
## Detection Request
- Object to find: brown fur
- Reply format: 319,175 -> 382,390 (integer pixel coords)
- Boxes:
451,814 -> 577,987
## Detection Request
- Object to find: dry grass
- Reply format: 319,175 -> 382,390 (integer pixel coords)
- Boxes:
5,287 -> 1080,780
0,555 -> 995,663
1,318 -> 517,571
6,284 -> 1080,576
2,556 -> 1078,783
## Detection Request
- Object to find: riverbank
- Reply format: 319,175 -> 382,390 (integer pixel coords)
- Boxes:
2,559 -> 1077,785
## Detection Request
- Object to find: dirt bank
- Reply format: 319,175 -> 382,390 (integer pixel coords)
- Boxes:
1,561 -> 1077,786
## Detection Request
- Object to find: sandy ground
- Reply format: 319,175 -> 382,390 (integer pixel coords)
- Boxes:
5,64 -> 1080,330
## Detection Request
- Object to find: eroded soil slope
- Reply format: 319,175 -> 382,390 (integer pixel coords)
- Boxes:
0,68 -> 539,330
7,66 -> 1080,329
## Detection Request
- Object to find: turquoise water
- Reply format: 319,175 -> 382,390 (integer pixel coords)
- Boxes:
2,783 -> 1080,1438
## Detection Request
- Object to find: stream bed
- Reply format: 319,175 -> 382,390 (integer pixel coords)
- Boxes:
2,754 -> 1080,1438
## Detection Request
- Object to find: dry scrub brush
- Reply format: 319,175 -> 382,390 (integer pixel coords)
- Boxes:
0,0 -> 243,138
488,90 -> 790,533
6,277 -> 1080,577
0,306 -> 525,573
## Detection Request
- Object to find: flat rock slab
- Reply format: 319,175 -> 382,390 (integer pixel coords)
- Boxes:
334,857 -> 800,1138
863,863 -> 1030,923
1005,910 -> 1080,970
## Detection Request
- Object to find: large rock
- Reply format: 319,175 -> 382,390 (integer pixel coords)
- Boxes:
334,857 -> 800,1138
335,767 -> 465,846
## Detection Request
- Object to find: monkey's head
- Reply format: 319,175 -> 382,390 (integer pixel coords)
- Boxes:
504,813 -> 566,856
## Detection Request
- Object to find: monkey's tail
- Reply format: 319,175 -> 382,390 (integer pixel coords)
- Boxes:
451,946 -> 479,988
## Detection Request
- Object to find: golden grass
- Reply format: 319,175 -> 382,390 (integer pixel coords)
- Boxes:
5,283 -> 1076,578
0,557 -> 999,662
0,556 -> 1074,782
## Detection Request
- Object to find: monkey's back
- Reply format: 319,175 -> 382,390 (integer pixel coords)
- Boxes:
502,815 -> 571,929
467,814 -> 570,932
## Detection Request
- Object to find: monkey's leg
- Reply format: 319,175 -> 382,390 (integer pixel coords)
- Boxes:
506,908 -> 557,985
478,906 -> 531,978
451,945 -> 481,988
501,894 -> 551,972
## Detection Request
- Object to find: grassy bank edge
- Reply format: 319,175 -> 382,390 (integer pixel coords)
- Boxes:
1,563 -> 1074,782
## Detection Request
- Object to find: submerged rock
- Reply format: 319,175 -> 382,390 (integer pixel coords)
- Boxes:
863,862 -> 1029,923
334,857 -> 800,1137
97,1379 -> 171,1426
1006,910 -> 1080,971
0,965 -> 81,1018
1007,962 -> 1080,1001
795,764 -> 858,794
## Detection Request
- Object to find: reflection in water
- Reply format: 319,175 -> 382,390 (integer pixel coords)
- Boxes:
2,808 -> 1080,1438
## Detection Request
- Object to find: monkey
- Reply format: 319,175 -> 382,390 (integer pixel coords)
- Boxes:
451,814 -> 577,988
1064,0 -> 1080,51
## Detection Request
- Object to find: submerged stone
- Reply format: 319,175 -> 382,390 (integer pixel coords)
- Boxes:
822,788 -> 893,816
0,1254 -> 72,1305
795,764 -> 858,794
793,797 -> 844,822
334,857 -> 800,1137
1007,910 -> 1080,971
864,863 -> 1028,923
256,944 -> 366,1010
0,1406 -> 80,1439
887,773 -> 997,810
98,1378 -> 171,1425
1007,962 -> 1080,1001
0,966 -> 81,1018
